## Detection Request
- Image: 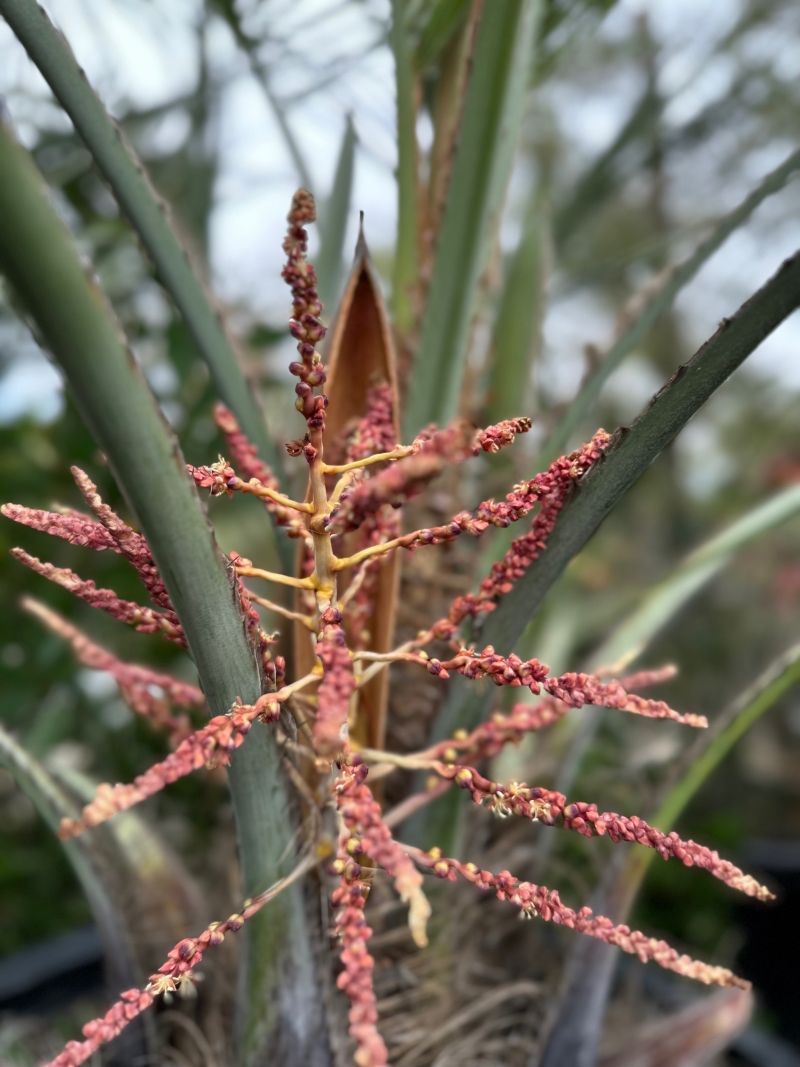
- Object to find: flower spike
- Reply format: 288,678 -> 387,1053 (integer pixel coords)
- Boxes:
283,189 -> 329,439
56,676 -> 316,838
1,502 -> 118,550
440,764 -> 773,900
413,849 -> 749,990
23,597 -> 201,743
42,853 -> 321,1067
11,549 -> 184,643
313,615 -> 358,756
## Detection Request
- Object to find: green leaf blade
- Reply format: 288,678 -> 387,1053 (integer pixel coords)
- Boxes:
404,0 -> 542,436
317,115 -> 357,313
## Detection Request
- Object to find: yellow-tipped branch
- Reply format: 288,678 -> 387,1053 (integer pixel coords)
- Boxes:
274,671 -> 321,702
354,746 -> 435,771
236,564 -> 316,591
237,479 -> 313,513
321,445 -> 413,475
329,470 -> 356,508
333,536 -> 404,571
338,560 -> 371,608
245,591 -> 318,631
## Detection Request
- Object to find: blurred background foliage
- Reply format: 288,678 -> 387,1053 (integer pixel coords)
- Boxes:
1,0 -> 800,1061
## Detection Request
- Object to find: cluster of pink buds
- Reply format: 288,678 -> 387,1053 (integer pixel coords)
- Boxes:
314,612 -> 358,755
21,188 -> 766,1067
473,416 -> 533,454
439,765 -> 772,899
45,989 -> 156,1067
42,856 -> 319,1067
283,189 -> 328,439
429,666 -> 681,763
57,696 -> 279,839
11,549 -> 184,642
4,469 -> 184,642
331,855 -> 388,1067
416,849 -> 749,989
421,649 -> 705,726
23,597 -> 201,743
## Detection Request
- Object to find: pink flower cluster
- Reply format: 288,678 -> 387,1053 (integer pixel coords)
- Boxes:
313,615 -> 357,755
25,599 -> 201,744
331,854 -> 388,1067
12,549 -> 184,643
422,648 -> 706,727
72,468 -> 176,616
332,757 -> 429,1065
4,468 -> 184,640
473,416 -> 532,454
43,872 -> 292,1067
440,765 -> 772,900
335,757 -> 428,936
339,384 -> 401,651
283,189 -> 328,439
44,988 -> 155,1067
438,430 -> 612,635
346,383 -> 397,462
416,850 -> 750,989
0,503 -> 117,550
429,665 -> 683,763
58,697 -> 279,839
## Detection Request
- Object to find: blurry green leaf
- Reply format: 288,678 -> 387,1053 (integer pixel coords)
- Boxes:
593,483 -> 800,672
317,115 -> 357,314
636,642 -> 800,876
0,0 -> 282,482
552,84 -> 660,249
413,0 -> 472,70
544,145 -> 800,461
404,0 -> 542,436
0,723 -> 155,1056
484,178 -> 550,424
540,482 -> 800,828
391,0 -> 420,337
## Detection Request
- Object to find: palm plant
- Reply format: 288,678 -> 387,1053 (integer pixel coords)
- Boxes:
1,2 -> 800,1066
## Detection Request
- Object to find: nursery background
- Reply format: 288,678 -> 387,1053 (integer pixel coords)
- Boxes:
1,0 -> 800,1064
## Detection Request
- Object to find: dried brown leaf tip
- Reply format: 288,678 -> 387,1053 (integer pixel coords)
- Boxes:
20,191 -> 761,1067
